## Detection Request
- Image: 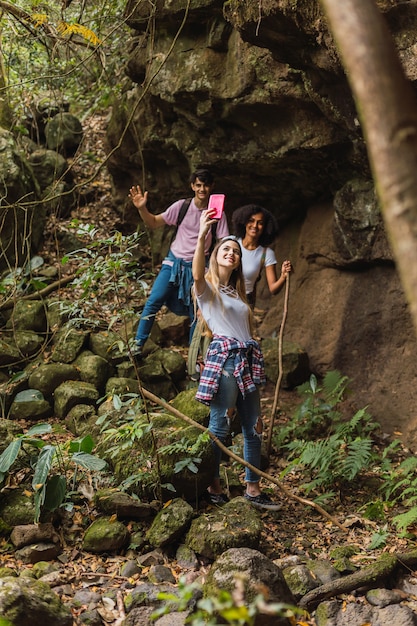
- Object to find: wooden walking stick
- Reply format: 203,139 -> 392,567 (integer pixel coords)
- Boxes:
265,272 -> 290,457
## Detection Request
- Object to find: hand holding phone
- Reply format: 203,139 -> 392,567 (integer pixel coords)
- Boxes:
208,194 -> 225,219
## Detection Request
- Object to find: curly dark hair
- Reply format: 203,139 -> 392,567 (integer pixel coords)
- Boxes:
231,204 -> 279,247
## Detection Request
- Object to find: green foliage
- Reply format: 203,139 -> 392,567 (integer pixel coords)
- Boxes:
98,394 -> 169,496
276,372 -> 379,496
0,255 -> 47,298
0,424 -> 106,522
391,507 -> 417,535
378,455 -> 417,504
368,527 -> 389,550
151,576 -> 302,625
274,371 -> 350,447
362,499 -> 386,521
58,222 -> 149,331
98,393 -> 210,497
2,0 -> 130,124
159,433 -> 210,474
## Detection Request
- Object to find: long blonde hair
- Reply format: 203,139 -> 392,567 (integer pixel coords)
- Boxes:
192,237 -> 254,337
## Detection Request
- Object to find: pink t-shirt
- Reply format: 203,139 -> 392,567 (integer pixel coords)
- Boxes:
162,198 -> 229,262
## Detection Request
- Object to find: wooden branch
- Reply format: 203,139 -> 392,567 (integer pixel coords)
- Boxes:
137,384 -> 347,533
0,273 -> 76,312
299,553 -> 400,611
0,0 -> 31,21
266,273 -> 290,457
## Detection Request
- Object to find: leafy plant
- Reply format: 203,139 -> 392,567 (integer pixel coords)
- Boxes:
98,392 -> 211,499
273,371 -> 351,448
391,507 -> 417,535
0,256 -> 47,299
158,434 -> 209,474
276,372 -> 380,496
151,575 -> 303,625
2,0 -> 130,124
59,222 -> 149,331
378,455 -> 417,505
368,526 -> 389,550
0,424 -> 107,522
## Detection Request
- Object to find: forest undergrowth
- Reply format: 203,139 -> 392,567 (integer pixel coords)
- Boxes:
3,113 -> 417,616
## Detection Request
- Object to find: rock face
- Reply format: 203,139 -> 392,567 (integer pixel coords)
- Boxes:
106,0 -> 417,448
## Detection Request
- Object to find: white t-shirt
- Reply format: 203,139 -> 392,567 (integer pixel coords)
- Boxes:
196,283 -> 252,342
162,199 -> 229,262
238,238 -> 277,294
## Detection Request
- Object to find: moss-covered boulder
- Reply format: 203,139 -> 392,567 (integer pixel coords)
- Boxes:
204,547 -> 295,626
99,412 -> 214,502
51,324 -> 88,363
14,330 -> 44,357
149,348 -> 187,382
53,380 -> 99,418
5,300 -> 47,333
9,389 -> 52,421
83,517 -> 130,553
146,498 -> 194,548
282,563 -> 319,600
185,497 -> 263,559
0,418 -> 23,454
0,576 -> 72,625
170,388 -> 210,425
27,363 -> 80,397
0,489 -> 35,526
75,350 -> 113,391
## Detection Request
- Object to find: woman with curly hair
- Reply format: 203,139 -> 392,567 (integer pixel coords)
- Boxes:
192,208 -> 281,511
232,204 -> 292,308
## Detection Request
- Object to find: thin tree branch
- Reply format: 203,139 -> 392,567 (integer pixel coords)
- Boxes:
138,385 -> 348,533
266,273 -> 290,457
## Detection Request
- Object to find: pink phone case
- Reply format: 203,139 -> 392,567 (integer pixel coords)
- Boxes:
208,194 -> 225,219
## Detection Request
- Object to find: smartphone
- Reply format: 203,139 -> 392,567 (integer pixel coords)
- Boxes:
208,194 -> 225,219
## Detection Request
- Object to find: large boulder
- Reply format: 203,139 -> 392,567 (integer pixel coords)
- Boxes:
0,129 -> 44,272
204,546 -> 295,626
0,577 -> 72,626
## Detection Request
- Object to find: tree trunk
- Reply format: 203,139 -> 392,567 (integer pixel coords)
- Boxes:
319,0 -> 417,335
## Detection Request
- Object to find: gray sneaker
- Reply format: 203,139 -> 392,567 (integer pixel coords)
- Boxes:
244,492 -> 282,511
130,344 -> 143,361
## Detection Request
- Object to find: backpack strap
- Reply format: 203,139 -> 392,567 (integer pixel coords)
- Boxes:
171,197 -> 192,244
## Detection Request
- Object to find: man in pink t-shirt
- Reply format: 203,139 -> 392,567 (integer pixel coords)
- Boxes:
129,169 -> 229,358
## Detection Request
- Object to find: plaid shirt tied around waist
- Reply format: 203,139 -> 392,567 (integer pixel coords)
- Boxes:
195,335 -> 266,406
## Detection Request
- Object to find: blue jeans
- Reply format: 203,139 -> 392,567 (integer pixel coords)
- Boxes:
135,261 -> 196,346
209,356 -> 262,484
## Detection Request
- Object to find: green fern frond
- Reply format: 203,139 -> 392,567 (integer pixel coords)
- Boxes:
343,437 -> 373,480
381,439 -> 402,459
299,437 -> 339,473
348,407 -> 370,430
312,491 -> 337,504
58,21 -> 102,46
392,506 -> 417,532
397,456 -> 417,475
322,370 -> 349,403
400,488 -> 417,505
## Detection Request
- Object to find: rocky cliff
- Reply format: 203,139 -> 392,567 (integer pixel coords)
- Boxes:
106,0 -> 417,447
